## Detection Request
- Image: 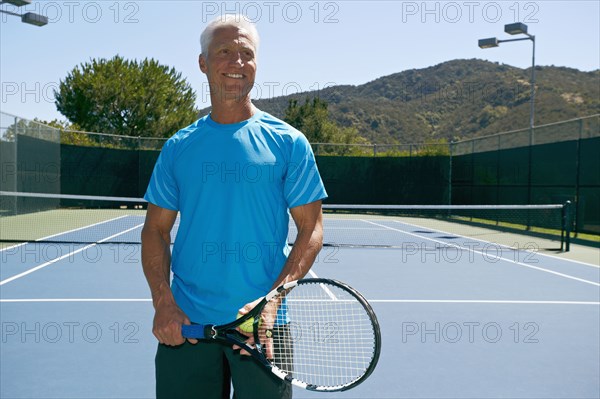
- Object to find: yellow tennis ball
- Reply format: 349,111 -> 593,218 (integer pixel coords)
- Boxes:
236,313 -> 258,333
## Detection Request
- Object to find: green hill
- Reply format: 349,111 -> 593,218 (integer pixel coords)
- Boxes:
241,59 -> 599,144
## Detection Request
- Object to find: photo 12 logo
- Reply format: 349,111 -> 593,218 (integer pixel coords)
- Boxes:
2,321 -> 141,344
400,2 -> 540,24
401,321 -> 540,344
1,82 -> 59,105
200,81 -> 337,104
200,2 -> 340,24
0,2 -> 140,24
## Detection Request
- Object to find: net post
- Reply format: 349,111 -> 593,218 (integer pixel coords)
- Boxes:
561,201 -> 572,252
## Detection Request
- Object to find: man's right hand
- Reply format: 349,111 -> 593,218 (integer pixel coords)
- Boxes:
153,300 -> 198,346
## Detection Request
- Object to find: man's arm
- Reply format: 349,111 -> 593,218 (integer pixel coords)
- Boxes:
272,199 -> 324,288
235,200 -> 324,356
237,200 -> 324,315
141,203 -> 196,345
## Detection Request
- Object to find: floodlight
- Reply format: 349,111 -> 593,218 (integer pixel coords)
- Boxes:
504,22 -> 528,35
478,38 -> 499,49
21,11 -> 47,26
1,0 -> 32,6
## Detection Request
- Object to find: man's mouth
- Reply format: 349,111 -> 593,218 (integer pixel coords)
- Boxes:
224,73 -> 244,79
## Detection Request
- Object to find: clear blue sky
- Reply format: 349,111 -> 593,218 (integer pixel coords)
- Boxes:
1,1 -> 598,123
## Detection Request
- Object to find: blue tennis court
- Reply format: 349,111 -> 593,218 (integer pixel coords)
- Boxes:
1,212 -> 599,398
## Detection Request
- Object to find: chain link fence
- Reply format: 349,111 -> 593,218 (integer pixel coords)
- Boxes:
3,111 -> 596,156
451,114 -> 599,155
1,111 -> 598,236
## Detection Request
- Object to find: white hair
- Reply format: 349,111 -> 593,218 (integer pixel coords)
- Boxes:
200,14 -> 260,58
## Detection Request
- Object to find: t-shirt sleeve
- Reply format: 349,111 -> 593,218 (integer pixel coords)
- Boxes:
144,140 -> 179,211
283,134 -> 328,208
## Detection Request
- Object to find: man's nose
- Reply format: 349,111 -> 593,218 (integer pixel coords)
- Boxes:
228,52 -> 244,66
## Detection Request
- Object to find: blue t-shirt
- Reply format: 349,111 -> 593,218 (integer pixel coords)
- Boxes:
144,110 -> 328,324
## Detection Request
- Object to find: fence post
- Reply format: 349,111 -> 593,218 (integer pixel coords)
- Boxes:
448,141 -> 453,206
15,117 -> 19,202
526,126 -> 534,230
496,134 -> 501,207
574,118 -> 583,237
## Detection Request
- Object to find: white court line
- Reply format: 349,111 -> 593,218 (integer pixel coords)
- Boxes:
0,215 -> 131,253
362,219 -> 600,287
368,299 -> 600,305
0,298 -> 151,302
307,269 -> 338,300
323,227 -> 389,231
536,252 -> 600,269
1,298 -> 597,305
0,222 -> 145,286
393,218 -> 600,269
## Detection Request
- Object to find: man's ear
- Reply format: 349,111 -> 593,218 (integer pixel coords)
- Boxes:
199,54 -> 207,74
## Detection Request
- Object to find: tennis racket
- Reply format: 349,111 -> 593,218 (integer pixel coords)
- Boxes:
181,278 -> 381,392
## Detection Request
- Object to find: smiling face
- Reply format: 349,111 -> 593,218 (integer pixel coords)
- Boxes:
199,25 -> 257,106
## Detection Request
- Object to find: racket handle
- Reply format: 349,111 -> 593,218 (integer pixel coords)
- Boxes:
181,324 -> 209,339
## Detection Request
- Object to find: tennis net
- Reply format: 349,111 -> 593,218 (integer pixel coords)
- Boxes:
0,191 -> 571,251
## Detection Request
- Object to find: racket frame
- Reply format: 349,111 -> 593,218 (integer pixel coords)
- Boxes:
181,278 -> 381,392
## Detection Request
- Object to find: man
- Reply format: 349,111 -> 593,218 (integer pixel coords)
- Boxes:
141,14 -> 327,399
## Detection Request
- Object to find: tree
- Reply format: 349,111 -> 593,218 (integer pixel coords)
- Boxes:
55,55 -> 198,138
284,98 -> 366,155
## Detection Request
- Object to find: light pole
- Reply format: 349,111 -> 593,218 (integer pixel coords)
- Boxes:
0,0 -> 48,26
479,22 -> 536,131
478,22 -> 537,213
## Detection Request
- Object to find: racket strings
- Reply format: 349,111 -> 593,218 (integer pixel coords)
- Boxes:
270,282 -> 377,389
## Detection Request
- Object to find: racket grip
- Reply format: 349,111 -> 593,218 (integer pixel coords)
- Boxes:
181,324 -> 208,339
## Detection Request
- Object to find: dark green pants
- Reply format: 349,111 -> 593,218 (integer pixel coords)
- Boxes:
155,338 -> 292,399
